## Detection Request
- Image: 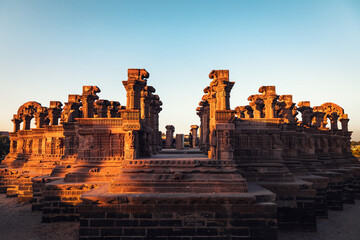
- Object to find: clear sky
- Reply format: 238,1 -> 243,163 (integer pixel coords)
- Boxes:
0,0 -> 359,140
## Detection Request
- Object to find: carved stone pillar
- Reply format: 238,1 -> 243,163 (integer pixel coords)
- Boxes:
235,106 -> 253,119
34,112 -> 47,128
124,131 -> 137,160
12,115 -> 21,132
204,90 -> 217,158
82,86 -> 100,118
23,115 -> 32,130
197,100 -> 210,154
329,112 -> 339,130
190,125 -> 199,148
175,134 -> 184,150
312,112 -> 325,128
340,116 -> 349,132
297,101 -> 312,126
94,100 -> 110,118
206,69 -> 236,159
9,140 -> 14,153
165,125 -> 175,149
209,70 -> 234,111
196,106 -> 203,150
153,98 -> 162,152
107,101 -> 120,118
313,106 -> 326,129
278,95 -> 297,124
248,95 -> 264,118
214,111 -> 236,161
141,86 -> 155,129
123,69 -> 148,110
258,86 -> 278,118
149,94 -> 161,154
203,104 -> 210,153
48,101 -> 63,125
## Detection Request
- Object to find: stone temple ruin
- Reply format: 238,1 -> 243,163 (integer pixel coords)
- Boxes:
0,68 -> 359,240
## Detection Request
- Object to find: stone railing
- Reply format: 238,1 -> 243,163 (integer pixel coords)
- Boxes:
122,109 -> 140,122
76,118 -> 123,127
17,130 -> 35,136
242,118 -> 282,124
44,125 -> 64,131
215,110 -> 235,123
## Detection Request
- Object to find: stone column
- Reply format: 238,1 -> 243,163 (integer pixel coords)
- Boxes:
297,101 -> 312,126
175,134 -> 184,150
196,107 -> 203,150
203,104 -> 210,153
48,101 -> 63,125
94,100 -> 110,118
23,115 -> 32,130
207,69 -> 236,160
82,86 -> 100,118
209,70 -> 234,111
12,115 -> 21,132
340,116 -> 349,132
312,112 -> 325,128
154,104 -> 162,152
215,118 -> 235,161
123,69 -> 148,110
158,131 -> 162,151
204,90 -> 217,158
141,86 -> 155,129
329,112 -> 339,130
235,106 -> 253,119
34,112 -> 47,128
278,95 -> 297,124
258,86 -> 278,119
165,125 -> 175,148
124,131 -> 137,159
190,125 -> 199,148
248,95 -> 264,118
197,100 -> 210,154
107,101 -> 120,118
313,106 -> 326,129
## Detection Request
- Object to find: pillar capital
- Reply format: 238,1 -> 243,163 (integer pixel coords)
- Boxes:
165,125 -> 175,132
190,125 -> 199,130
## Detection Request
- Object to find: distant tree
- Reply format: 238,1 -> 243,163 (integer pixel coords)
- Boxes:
0,135 -> 10,160
351,141 -> 360,147
352,145 -> 360,157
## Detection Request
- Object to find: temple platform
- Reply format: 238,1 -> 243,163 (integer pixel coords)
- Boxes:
78,151 -> 278,240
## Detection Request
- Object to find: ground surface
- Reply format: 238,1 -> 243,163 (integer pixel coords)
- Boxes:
0,194 -> 78,240
0,194 -> 360,240
279,200 -> 360,240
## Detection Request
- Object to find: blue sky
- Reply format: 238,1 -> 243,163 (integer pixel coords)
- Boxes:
0,0 -> 360,140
